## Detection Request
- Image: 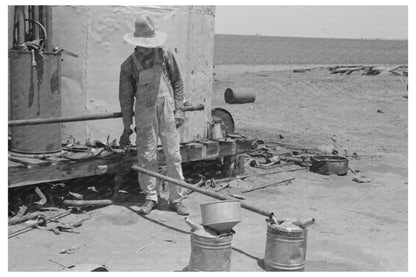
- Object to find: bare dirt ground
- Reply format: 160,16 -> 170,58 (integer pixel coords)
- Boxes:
8,64 -> 408,271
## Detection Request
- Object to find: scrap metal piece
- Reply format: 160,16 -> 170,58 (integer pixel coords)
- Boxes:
8,211 -> 42,226
59,244 -> 86,254
8,210 -> 73,238
68,191 -> 83,200
64,264 -> 108,272
34,186 -> 47,205
49,259 -> 109,271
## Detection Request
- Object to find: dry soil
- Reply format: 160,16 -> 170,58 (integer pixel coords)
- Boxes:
8,64 -> 408,271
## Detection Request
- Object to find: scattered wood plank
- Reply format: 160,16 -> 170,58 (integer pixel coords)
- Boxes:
242,178 -> 296,193
229,193 -> 246,200
8,211 -> 43,226
44,156 -> 71,164
264,140 -> 315,152
8,154 -> 51,167
8,160 -> 25,168
328,65 -> 408,76
215,167 -> 306,184
215,183 -> 229,192
330,66 -> 365,74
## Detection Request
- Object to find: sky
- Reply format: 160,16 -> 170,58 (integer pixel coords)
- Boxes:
215,6 -> 408,40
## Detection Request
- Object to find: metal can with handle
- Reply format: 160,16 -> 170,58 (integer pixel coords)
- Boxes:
187,232 -> 233,271
264,221 -> 308,271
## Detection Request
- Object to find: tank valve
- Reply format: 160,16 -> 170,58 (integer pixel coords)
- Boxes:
31,49 -> 37,67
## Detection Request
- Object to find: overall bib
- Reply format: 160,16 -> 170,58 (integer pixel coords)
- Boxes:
132,50 -> 185,203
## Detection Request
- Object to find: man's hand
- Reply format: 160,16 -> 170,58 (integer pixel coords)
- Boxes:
174,110 -> 184,128
175,100 -> 185,111
119,128 -> 133,148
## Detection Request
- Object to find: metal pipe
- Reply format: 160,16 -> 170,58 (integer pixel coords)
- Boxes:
8,209 -> 72,239
9,112 -> 123,126
63,199 -> 113,207
8,211 -> 43,226
131,165 -> 273,217
8,105 -> 205,127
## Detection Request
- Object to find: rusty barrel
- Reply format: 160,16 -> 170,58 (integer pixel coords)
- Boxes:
264,222 -> 307,271
187,232 -> 233,271
224,88 -> 256,104
9,50 -> 62,154
310,155 -> 349,176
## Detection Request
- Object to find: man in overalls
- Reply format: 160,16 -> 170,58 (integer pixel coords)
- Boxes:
119,15 -> 189,216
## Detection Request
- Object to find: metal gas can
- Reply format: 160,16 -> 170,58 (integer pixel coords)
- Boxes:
264,221 -> 308,271
187,232 -> 233,271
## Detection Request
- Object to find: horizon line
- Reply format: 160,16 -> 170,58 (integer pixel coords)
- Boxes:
214,32 -> 408,42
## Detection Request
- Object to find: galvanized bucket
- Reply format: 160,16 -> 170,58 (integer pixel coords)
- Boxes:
187,232 -> 233,271
264,222 -> 307,271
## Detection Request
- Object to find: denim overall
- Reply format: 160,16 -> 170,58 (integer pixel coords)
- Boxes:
132,49 -> 184,203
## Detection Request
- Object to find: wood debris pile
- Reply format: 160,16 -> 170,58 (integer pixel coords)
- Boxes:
328,65 -> 408,76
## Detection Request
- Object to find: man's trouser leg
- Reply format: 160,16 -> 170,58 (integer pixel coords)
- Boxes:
136,110 -> 159,203
157,96 -> 185,204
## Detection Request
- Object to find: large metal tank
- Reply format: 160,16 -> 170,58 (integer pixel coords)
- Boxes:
9,50 -> 62,154
52,6 -> 215,143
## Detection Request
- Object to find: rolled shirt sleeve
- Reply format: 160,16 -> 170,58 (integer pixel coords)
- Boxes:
166,50 -> 184,110
119,66 -> 135,129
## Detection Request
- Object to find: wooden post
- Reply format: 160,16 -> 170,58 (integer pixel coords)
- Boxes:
112,171 -> 132,199
223,155 -> 237,177
235,154 -> 249,176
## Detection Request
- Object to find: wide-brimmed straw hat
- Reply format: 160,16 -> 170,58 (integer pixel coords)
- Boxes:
123,15 -> 167,48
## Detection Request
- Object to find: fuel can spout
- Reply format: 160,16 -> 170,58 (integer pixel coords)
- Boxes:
293,218 -> 315,229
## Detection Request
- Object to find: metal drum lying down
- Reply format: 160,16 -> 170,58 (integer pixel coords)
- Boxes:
224,88 -> 256,104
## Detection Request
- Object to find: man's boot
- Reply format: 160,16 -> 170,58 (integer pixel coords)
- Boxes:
169,202 -> 190,216
138,200 -> 157,215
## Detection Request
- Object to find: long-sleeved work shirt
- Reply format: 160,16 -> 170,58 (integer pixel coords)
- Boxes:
119,47 -> 184,128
